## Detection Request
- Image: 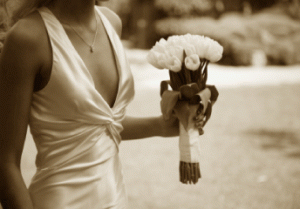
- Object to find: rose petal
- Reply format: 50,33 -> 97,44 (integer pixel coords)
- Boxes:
203,38 -> 223,62
147,51 -> 165,69
184,54 -> 200,71
164,56 -> 182,72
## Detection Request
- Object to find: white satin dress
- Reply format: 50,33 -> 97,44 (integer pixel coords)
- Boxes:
28,6 -> 134,209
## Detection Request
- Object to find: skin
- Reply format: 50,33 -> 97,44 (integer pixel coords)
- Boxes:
0,0 -> 206,208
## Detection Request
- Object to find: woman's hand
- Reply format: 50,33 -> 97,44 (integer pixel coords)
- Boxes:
159,109 -> 208,137
193,99 -> 214,135
194,113 -> 205,129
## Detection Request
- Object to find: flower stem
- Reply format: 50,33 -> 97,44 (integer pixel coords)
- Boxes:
202,60 -> 209,84
183,66 -> 192,84
169,71 -> 180,91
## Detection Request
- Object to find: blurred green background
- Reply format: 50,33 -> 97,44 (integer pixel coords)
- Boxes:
98,0 -> 300,66
1,0 -> 300,65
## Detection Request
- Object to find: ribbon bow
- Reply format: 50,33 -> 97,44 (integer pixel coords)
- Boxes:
160,81 -> 219,132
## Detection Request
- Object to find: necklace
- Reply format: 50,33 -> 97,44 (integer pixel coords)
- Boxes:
67,14 -> 99,53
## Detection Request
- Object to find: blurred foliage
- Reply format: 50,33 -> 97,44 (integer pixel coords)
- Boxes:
248,0 -> 277,11
154,0 -> 214,16
97,0 -> 133,40
97,0 -> 131,15
0,0 -> 298,65
155,1 -> 300,65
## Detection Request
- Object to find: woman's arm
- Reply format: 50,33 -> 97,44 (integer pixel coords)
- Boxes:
0,16 -> 47,209
121,89 -> 212,140
121,115 -> 179,140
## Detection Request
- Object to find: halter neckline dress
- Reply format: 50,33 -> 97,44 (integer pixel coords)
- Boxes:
28,6 -> 134,209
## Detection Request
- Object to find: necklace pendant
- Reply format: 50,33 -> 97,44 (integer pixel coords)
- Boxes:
90,46 -> 94,53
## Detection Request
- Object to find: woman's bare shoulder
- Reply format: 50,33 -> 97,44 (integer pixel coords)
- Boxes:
97,6 -> 122,37
3,11 -> 51,77
6,11 -> 47,50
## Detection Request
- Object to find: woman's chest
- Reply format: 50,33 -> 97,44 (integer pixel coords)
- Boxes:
71,31 -> 120,107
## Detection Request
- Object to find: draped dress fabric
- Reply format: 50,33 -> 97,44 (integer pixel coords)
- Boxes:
28,6 -> 134,209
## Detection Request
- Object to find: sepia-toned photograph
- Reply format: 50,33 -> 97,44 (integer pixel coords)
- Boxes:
0,0 -> 300,208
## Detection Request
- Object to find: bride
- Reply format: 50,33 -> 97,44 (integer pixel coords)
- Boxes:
0,0 -> 208,208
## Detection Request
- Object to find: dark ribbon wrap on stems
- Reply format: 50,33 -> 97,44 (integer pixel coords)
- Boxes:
160,55 -> 219,184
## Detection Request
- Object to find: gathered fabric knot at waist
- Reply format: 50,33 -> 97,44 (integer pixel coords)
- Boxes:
103,117 -> 124,150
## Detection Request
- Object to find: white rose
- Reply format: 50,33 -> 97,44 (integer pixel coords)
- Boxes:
193,36 -> 209,58
167,35 -> 187,48
184,54 -> 200,71
166,45 -> 184,62
204,39 -> 223,62
151,38 -> 167,53
157,53 -> 170,69
184,43 -> 197,57
192,35 -> 205,43
182,33 -> 193,43
158,38 -> 167,45
147,51 -> 165,69
167,35 -> 180,43
160,55 -> 182,72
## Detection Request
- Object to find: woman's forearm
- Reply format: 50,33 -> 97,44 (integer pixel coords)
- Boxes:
0,164 -> 33,209
121,115 -> 179,140
121,116 -> 163,140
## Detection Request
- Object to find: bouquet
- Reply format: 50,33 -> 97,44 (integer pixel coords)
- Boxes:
147,34 -> 223,184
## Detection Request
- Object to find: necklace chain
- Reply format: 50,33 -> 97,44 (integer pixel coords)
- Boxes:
67,14 -> 99,53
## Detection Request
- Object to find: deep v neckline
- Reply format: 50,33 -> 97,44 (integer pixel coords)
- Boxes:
45,6 -> 121,110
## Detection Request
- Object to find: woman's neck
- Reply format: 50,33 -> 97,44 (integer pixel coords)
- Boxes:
47,0 -> 96,26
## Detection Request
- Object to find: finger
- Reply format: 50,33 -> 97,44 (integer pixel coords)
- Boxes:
195,121 -> 204,128
194,114 -> 205,121
198,128 -> 204,135
195,123 -> 204,130
194,109 -> 205,121
196,104 -> 203,115
203,101 -> 212,127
